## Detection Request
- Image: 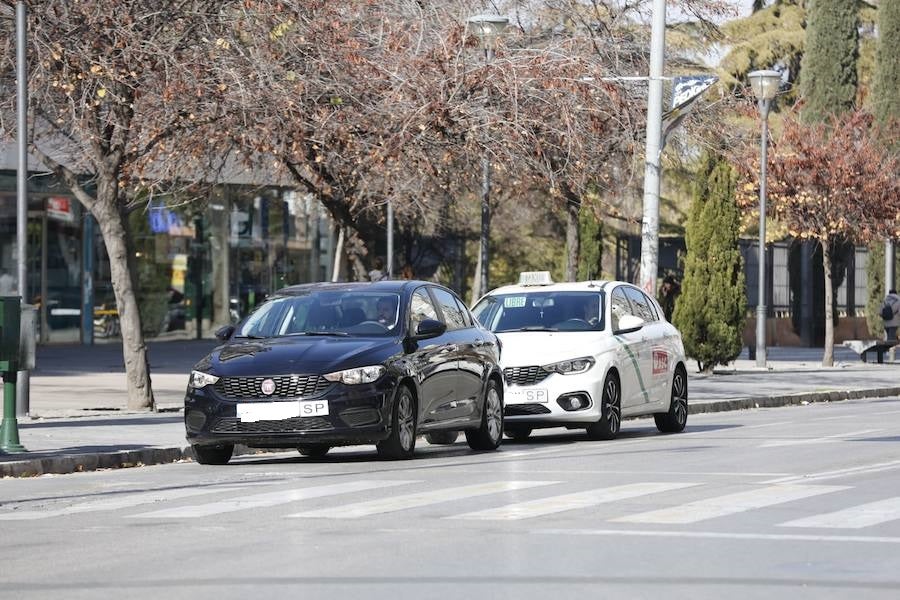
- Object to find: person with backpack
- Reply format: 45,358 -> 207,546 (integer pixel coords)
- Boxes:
882,289 -> 900,342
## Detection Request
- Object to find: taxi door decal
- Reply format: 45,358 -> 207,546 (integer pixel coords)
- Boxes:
613,335 -> 649,403
652,349 -> 668,376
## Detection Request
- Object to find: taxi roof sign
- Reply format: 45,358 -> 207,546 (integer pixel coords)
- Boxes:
518,271 -> 554,286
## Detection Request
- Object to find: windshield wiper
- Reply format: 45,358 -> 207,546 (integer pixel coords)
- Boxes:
233,334 -> 268,339
293,331 -> 351,337
501,326 -> 559,332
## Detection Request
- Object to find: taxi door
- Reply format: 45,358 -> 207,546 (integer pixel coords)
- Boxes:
609,287 -> 647,410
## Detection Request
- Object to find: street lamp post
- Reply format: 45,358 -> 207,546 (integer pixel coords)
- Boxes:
748,69 -> 781,369
467,14 -> 508,298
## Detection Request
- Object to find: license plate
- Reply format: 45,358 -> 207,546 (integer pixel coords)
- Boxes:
505,388 -> 549,404
237,400 -> 329,422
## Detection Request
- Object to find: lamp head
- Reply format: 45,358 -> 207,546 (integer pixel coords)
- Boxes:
748,69 -> 782,101
467,14 -> 509,49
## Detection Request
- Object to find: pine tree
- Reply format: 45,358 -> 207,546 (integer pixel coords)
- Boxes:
800,0 -> 859,122
673,153 -> 747,372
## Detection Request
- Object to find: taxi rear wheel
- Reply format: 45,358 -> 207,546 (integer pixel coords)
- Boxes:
298,445 -> 331,458
192,444 -> 233,465
655,365 -> 688,433
504,427 -> 532,441
586,372 -> 621,441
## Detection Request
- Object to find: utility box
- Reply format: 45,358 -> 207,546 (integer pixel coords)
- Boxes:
0,296 -> 21,372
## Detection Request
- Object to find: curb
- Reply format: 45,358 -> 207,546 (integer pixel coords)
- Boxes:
3,387 -> 900,478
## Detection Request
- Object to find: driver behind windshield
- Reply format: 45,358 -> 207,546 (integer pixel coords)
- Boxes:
376,296 -> 398,327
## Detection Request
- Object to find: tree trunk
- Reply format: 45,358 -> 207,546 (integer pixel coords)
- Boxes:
822,239 -> 835,367
562,185 -> 581,282
92,191 -> 154,410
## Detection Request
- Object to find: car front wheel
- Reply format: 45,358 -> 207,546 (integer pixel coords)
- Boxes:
655,365 -> 688,433
192,444 -> 234,465
586,372 -> 621,440
465,379 -> 503,451
377,385 -> 417,460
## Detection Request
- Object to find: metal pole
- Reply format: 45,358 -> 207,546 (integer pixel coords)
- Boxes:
886,241 -> 895,293
15,1 -> 30,426
756,98 -> 770,368
478,46 -> 494,298
638,0 -> 666,297
386,199 -> 394,279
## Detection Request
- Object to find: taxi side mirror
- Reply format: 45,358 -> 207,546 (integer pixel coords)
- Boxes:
615,314 -> 645,335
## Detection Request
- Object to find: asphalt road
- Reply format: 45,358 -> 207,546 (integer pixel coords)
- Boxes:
3,397 -> 900,599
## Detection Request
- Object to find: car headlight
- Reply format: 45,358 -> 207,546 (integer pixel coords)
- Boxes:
189,370 -> 220,389
323,365 -> 385,385
542,357 -> 595,375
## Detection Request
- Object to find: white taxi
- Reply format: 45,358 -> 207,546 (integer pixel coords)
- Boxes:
472,272 -> 687,441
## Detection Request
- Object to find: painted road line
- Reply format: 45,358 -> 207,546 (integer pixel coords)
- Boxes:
533,528 -> 900,545
781,497 -> 900,529
288,481 -> 560,519
760,429 -> 881,448
0,486 -> 251,521
613,484 -> 848,525
129,480 -> 418,519
763,459 -> 900,485
449,482 -> 699,521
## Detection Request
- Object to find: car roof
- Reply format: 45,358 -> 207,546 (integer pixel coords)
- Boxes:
484,280 -> 620,296
273,280 -> 441,296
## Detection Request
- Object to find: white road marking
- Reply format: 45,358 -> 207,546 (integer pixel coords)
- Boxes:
533,528 -> 900,545
760,429 -> 881,448
763,459 -> 900,485
781,497 -> 900,529
448,482 -> 698,521
288,481 -> 559,519
0,486 -> 250,521
130,480 -> 417,519
613,484 -> 848,525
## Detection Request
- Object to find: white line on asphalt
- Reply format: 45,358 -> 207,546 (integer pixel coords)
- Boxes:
129,480 -> 418,519
0,486 -> 251,521
780,497 -> 900,529
762,459 -> 900,485
759,429 -> 882,448
810,409 -> 900,422
532,528 -> 900,545
612,484 -> 848,525
448,482 -> 699,521
458,470 -> 792,478
287,481 -> 560,519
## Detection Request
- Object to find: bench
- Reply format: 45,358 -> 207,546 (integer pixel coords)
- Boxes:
841,340 -> 897,363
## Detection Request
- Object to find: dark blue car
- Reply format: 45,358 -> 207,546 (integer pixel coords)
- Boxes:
185,280 -> 504,463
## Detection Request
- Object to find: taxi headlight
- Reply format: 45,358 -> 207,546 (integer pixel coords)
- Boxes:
542,357 -> 595,375
324,365 -> 385,385
189,370 -> 220,389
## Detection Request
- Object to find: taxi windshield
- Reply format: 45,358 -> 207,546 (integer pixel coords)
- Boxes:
235,291 -> 402,338
472,291 -> 605,333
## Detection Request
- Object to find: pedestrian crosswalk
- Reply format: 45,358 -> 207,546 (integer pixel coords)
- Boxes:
3,479 -> 900,533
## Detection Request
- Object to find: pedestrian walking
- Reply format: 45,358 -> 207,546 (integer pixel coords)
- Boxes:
658,274 -> 681,322
882,289 -> 900,342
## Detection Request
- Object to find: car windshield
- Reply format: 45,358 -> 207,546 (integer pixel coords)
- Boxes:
472,291 -> 605,333
235,291 -> 402,339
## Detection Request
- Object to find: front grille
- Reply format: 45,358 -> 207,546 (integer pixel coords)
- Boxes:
210,416 -> 333,433
503,366 -> 550,386
214,375 -> 331,400
505,403 -> 552,416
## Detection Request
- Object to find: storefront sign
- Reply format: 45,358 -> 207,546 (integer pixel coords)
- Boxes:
47,197 -> 75,223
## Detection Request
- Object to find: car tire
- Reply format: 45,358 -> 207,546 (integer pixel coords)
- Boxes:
586,372 -> 621,441
298,445 -> 331,458
504,427 -> 532,441
377,385 -> 417,460
465,378 -> 503,451
654,365 -> 688,433
425,431 -> 459,445
192,444 -> 234,465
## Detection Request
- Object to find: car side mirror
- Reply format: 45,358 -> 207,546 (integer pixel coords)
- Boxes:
615,314 -> 645,334
415,319 -> 447,339
214,325 -> 235,341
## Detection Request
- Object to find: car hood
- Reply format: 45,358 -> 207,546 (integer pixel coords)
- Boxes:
194,336 -> 401,376
496,331 -> 612,367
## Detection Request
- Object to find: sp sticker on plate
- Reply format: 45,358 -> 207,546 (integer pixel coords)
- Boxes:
652,350 -> 669,375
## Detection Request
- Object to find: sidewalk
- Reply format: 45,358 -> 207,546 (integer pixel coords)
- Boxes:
2,342 -> 899,477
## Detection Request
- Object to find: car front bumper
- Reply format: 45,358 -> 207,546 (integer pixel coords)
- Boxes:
185,377 -> 398,448
502,366 -> 603,425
